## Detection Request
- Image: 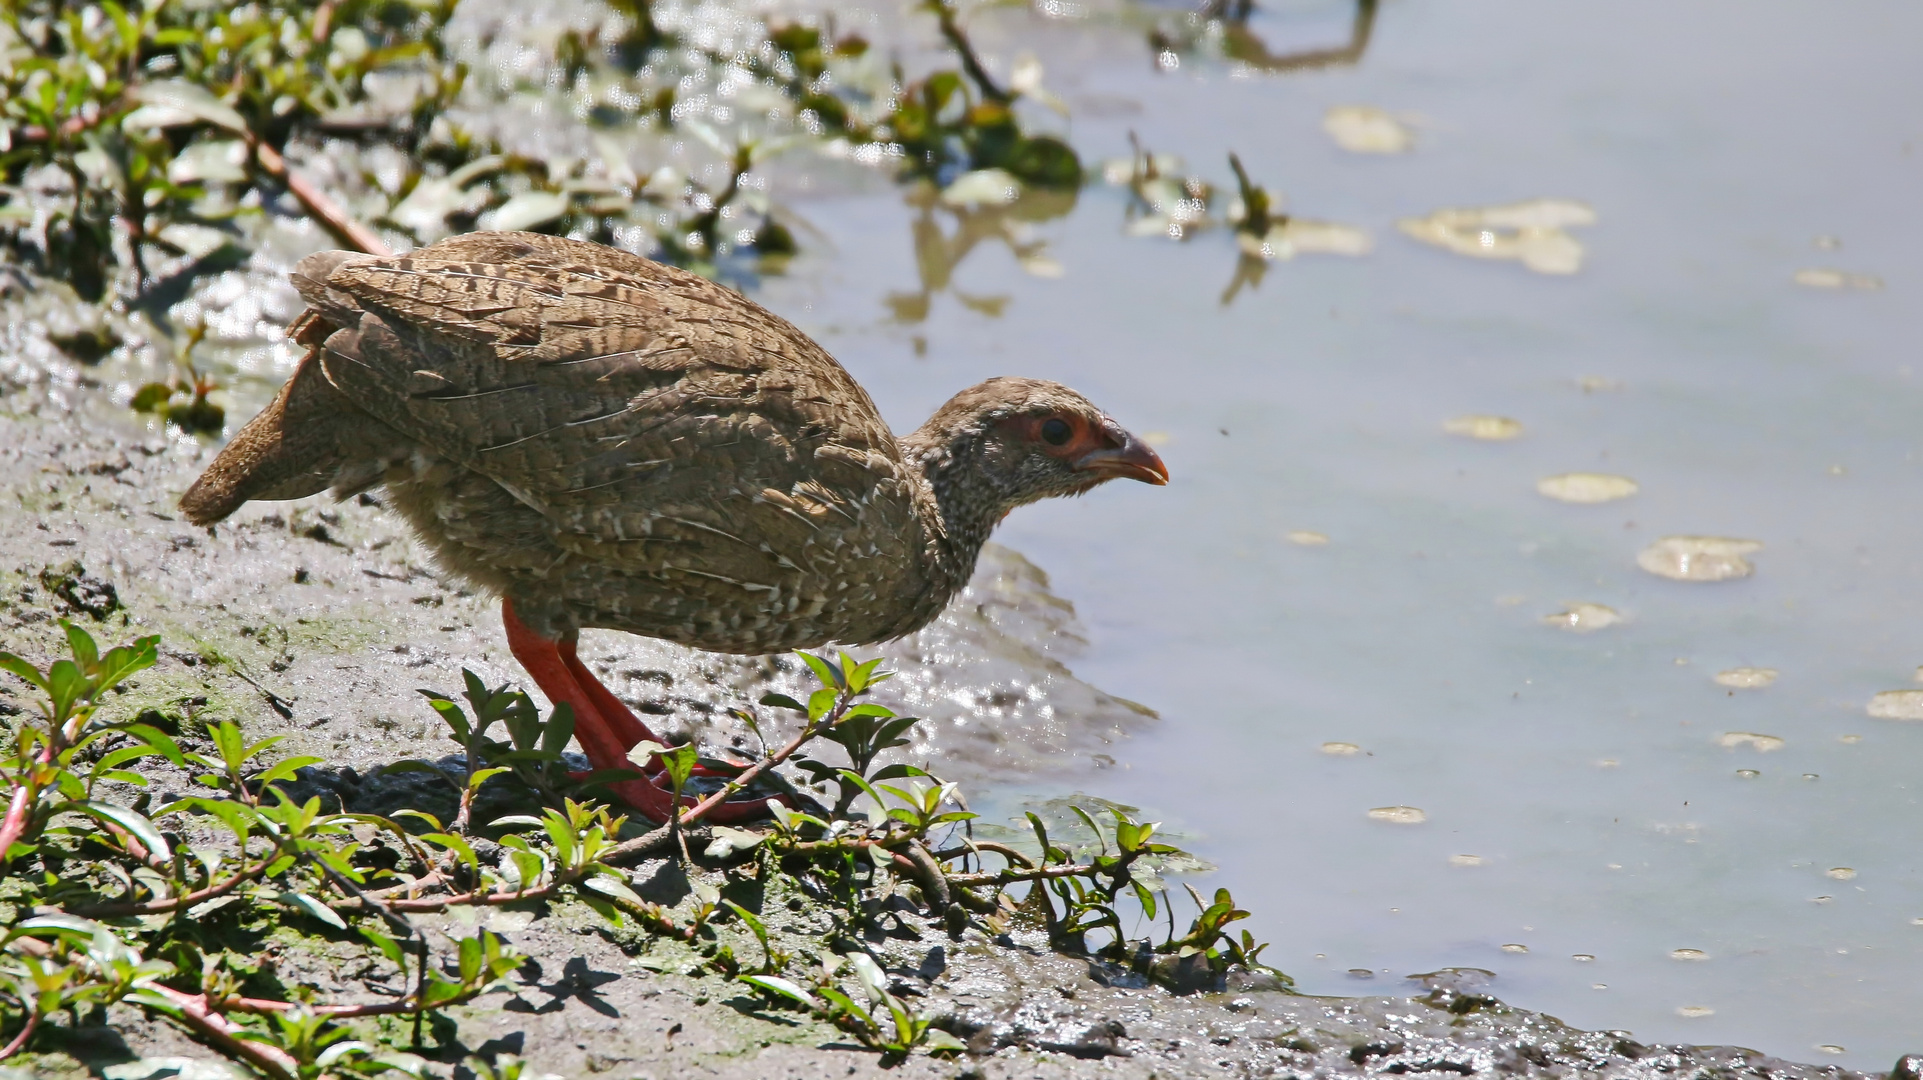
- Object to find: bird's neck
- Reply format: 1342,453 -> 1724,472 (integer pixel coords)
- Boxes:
900,424 -> 1010,605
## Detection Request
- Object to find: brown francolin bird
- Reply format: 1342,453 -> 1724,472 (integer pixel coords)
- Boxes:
181,232 -> 1168,822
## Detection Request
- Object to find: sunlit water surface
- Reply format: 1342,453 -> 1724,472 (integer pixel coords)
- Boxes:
751,0 -> 1923,1066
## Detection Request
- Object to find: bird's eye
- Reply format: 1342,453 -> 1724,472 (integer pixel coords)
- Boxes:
1040,418 -> 1072,446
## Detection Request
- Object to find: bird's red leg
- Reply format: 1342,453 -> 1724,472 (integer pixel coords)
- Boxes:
502,600 -> 679,822
503,601 -> 778,824
556,635 -> 663,751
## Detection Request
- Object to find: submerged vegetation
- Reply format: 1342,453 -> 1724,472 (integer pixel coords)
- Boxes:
0,620 -> 1281,1075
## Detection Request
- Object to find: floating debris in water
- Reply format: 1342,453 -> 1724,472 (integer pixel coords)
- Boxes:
1537,473 -> 1638,503
1347,968 -> 1375,978
1866,689 -> 1923,721
1288,531 -> 1331,546
1398,198 -> 1595,275
1542,602 -> 1622,632
1323,106 -> 1415,153
1500,943 -> 1529,954
1449,854 -> 1484,867
1826,867 -> 1857,880
1676,1005 -> 1716,1018
1321,741 -> 1361,755
1577,375 -> 1621,393
941,168 -> 1023,208
1445,415 -> 1524,440
1839,734 -> 1862,744
1719,732 -> 1785,752
1715,667 -> 1778,689
1236,219 -> 1373,261
1816,1046 -> 1847,1056
1636,536 -> 1762,582
1735,769 -> 1760,778
1366,805 -> 1426,824
1572,953 -> 1595,962
1670,949 -> 1709,961
1793,268 -> 1883,291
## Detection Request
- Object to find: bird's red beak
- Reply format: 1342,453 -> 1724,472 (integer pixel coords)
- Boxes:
1073,428 -> 1169,485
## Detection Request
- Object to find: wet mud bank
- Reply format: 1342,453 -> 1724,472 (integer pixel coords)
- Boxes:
1,369 -> 1900,1080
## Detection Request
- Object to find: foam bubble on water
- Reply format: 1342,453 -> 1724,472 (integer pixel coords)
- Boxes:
1537,473 -> 1639,503
1444,415 -> 1523,440
1572,953 -> 1595,962
1794,268 -> 1883,290
1816,1046 -> 1847,1056
1671,948 -> 1709,961
1542,602 -> 1623,632
1321,741 -> 1362,755
1287,530 -> 1330,546
1839,734 -> 1862,744
1449,854 -> 1484,867
1677,1005 -> 1715,1018
1719,732 -> 1785,752
1735,769 -> 1760,778
1501,943 -> 1529,953
1826,867 -> 1857,880
1637,536 -> 1763,582
1367,805 -> 1426,824
1715,666 -> 1778,689
1323,105 -> 1415,153
1867,689 -> 1923,720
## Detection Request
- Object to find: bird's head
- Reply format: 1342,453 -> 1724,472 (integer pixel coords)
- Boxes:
904,377 -> 1168,524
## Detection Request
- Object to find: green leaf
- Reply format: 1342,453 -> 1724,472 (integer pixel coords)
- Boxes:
758,693 -> 808,714
541,702 -> 576,756
130,382 -> 175,413
92,636 -> 157,691
797,651 -> 843,690
275,891 -> 348,930
739,974 -> 818,1008
581,873 -> 646,908
46,660 -> 87,721
0,652 -> 48,694
253,755 -> 324,788
123,724 -> 185,765
77,801 -> 171,862
806,687 -> 839,723
467,766 -> 513,789
359,927 -> 407,965
421,832 -> 478,868
62,620 -> 100,671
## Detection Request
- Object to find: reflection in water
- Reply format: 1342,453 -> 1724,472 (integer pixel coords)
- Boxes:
885,183 -> 1078,323
1152,0 -> 1379,74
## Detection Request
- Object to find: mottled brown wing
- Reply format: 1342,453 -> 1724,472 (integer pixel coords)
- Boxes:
304,233 -> 922,591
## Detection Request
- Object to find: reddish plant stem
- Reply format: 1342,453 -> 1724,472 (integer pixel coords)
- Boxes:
144,986 -> 300,1080
249,139 -> 390,256
0,1010 -> 39,1061
675,712 -> 828,828
941,862 -> 1098,889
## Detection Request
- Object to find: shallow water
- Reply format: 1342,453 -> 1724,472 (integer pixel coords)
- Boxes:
22,0 -> 1919,1064
750,0 -> 1923,1065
